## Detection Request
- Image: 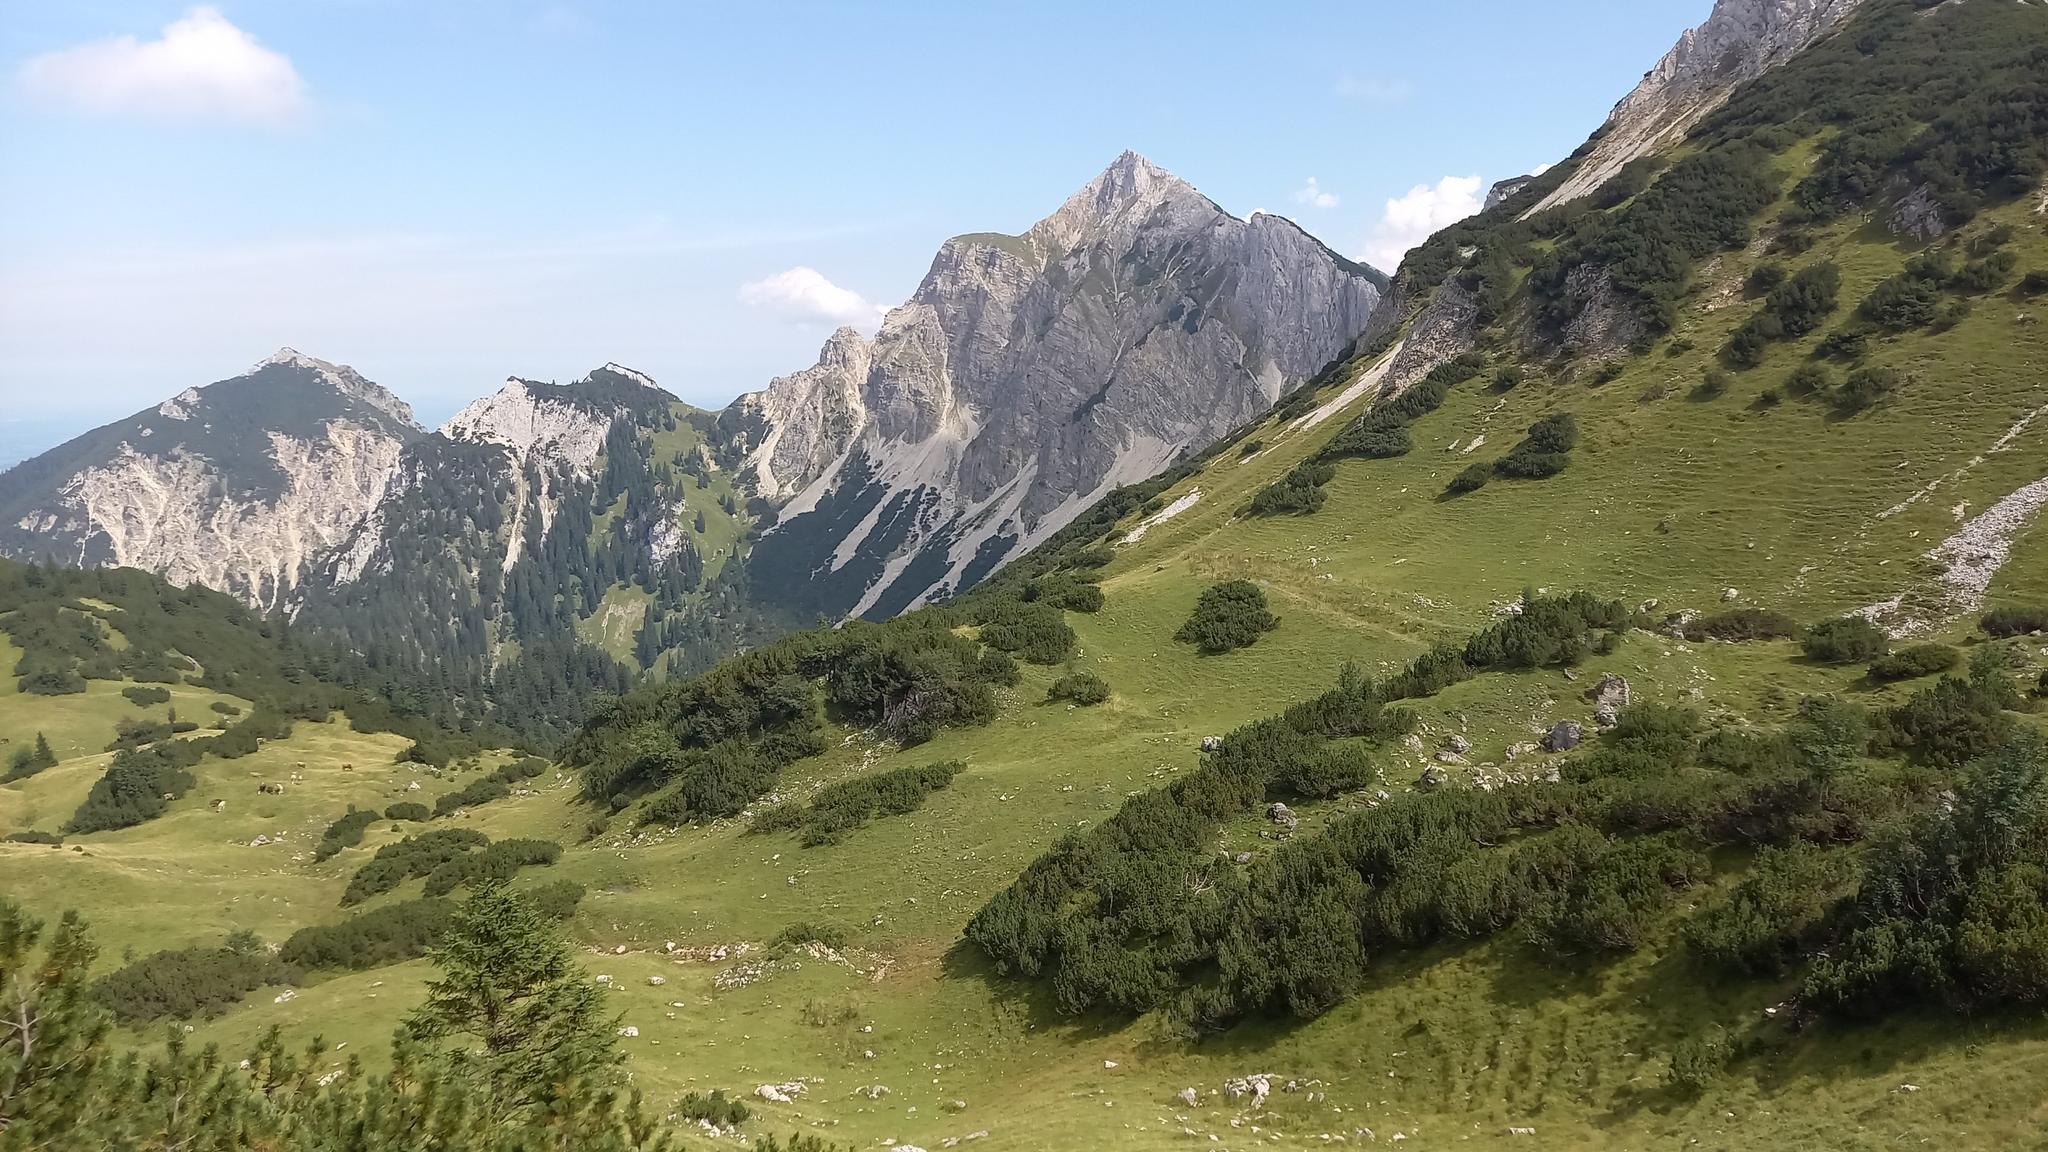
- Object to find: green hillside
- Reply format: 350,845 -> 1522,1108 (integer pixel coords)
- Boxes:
6,2 -> 2048,1149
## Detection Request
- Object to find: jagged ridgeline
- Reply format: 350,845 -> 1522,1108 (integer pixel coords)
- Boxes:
293,367 -> 771,744
1240,0 -> 2048,523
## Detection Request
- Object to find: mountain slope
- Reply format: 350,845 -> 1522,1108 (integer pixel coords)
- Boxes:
733,151 -> 1388,622
292,364 -> 764,741
1531,0 -> 1867,214
9,2 -> 2048,1149
0,350 -> 421,609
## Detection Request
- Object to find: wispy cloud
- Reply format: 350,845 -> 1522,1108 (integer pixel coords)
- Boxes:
1292,177 -> 1340,210
1362,175 -> 1485,272
1334,74 -> 1414,107
739,267 -> 888,329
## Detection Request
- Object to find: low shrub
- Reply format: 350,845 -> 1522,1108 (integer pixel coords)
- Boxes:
772,921 -> 850,951
1802,617 -> 1889,664
1868,644 -> 1959,683
383,801 -> 431,822
1982,606 -> 2048,637
121,686 -> 171,708
1786,363 -> 1831,396
1445,464 -> 1491,496
677,1090 -> 751,1129
281,899 -> 456,969
760,761 -> 967,847
1175,580 -> 1279,654
93,934 -> 295,1024
1835,365 -> 1900,413
1682,608 -> 1800,643
340,829 -> 489,905
313,807 -> 381,863
1048,672 -> 1111,706
3,734 -> 58,782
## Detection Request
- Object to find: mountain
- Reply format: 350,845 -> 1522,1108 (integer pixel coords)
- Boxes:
1530,0 -> 1867,214
0,349 -> 420,609
730,151 -> 1387,621
291,364 -> 761,741
9,1 -> 2048,1149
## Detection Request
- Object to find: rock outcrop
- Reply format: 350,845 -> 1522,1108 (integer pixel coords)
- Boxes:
1529,0 -> 1868,215
737,152 -> 1387,621
0,349 -> 421,608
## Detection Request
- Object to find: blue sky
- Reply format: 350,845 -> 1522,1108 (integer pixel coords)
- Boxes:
0,0 -> 1705,444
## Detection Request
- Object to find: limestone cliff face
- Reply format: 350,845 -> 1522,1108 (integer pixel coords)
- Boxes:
0,349 -> 419,608
738,152 -> 1388,621
1530,0 -> 1867,215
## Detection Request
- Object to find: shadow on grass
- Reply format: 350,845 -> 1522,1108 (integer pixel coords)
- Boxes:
936,937 -> 1127,1043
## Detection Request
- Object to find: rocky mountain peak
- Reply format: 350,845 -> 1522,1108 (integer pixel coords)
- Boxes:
249,346 -> 419,429
440,379 -> 610,468
737,151 -> 1386,622
1029,150 -> 1209,253
1530,0 -> 1866,214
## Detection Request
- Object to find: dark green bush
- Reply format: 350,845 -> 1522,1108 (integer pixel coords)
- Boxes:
2,830 -> 61,845
1686,843 -> 1855,975
1175,581 -> 1279,654
2,733 -> 57,782
1868,644 -> 1960,682
757,761 -> 966,847
1786,363 -> 1832,396
92,935 -> 295,1024
1982,606 -> 2048,637
676,1090 -> 751,1129
1802,617 -> 1889,664
772,921 -> 850,951
1682,607 -> 1800,643
1049,672 -> 1111,706
314,807 -> 381,863
281,898 -> 456,969
1445,464 -> 1491,496
121,686 -> 171,708
384,801 -> 432,822
974,598 -> 1077,665
341,829 -> 489,905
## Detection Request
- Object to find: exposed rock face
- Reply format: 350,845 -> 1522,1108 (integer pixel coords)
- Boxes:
1485,175 -> 1536,211
1530,0 -> 1868,214
739,152 -> 1387,621
0,349 -> 420,608
1887,183 -> 1949,241
1386,275 -> 1481,391
315,365 -> 684,589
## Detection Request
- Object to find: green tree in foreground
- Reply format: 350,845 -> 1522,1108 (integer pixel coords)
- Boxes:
0,885 -> 748,1151
404,883 -> 624,1124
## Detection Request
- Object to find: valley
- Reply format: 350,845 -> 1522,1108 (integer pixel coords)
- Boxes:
5,0 -> 2048,1148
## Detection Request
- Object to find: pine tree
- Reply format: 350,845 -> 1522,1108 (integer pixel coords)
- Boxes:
404,884 -> 624,1123
32,733 -> 56,769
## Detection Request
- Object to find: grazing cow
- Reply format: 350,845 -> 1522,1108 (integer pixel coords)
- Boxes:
210,799 -> 228,813
257,782 -> 285,795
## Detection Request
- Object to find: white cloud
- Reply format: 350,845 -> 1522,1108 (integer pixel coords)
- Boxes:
1362,175 -> 1485,273
1292,177 -> 1340,210
1334,75 -> 1414,106
739,267 -> 888,328
16,6 -> 306,124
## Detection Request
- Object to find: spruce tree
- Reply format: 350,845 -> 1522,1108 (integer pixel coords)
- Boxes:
404,884 -> 623,1123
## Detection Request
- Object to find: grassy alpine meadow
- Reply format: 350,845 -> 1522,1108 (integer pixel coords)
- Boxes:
10,105 -> 2048,1152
